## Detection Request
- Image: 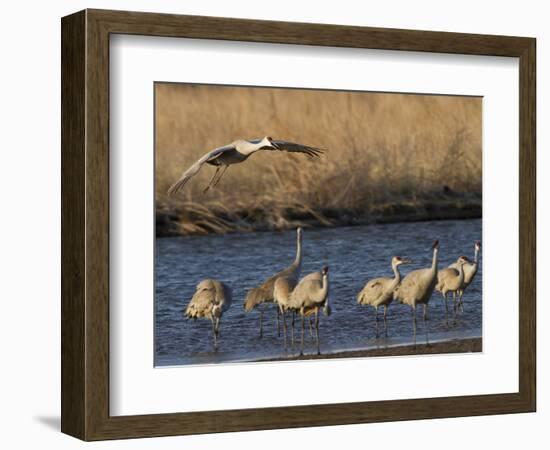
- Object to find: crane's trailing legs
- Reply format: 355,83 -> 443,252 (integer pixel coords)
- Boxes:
203,164 -> 229,192
211,165 -> 229,189
203,166 -> 221,193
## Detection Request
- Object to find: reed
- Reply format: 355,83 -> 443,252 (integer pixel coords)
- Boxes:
155,83 -> 481,235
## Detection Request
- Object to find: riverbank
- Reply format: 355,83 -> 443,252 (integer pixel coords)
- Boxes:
156,193 -> 481,237
258,337 -> 482,362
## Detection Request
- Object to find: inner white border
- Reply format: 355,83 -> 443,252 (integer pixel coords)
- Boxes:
110,35 -> 519,416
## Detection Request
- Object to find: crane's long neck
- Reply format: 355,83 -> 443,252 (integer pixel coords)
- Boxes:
322,274 -> 331,315
468,247 -> 480,278
319,274 -> 329,306
292,233 -> 302,275
238,147 -> 260,157
431,248 -> 439,273
457,262 -> 465,284
390,263 -> 402,289
238,140 -> 264,156
472,247 -> 480,272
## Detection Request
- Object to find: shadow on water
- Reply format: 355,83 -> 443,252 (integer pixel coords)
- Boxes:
155,219 -> 482,366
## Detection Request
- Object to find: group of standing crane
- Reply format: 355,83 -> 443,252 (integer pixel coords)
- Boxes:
184,227 -> 481,355
358,239 -> 481,341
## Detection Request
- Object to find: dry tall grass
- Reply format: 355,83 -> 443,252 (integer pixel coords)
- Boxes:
155,83 -> 481,235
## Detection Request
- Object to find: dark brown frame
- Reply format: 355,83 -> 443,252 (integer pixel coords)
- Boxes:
61,9 -> 536,441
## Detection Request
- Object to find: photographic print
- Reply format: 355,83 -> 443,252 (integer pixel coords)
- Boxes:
154,83 -> 482,367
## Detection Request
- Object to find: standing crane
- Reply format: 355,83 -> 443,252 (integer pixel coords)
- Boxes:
244,227 -> 303,338
394,241 -> 440,345
184,279 -> 232,350
449,241 -> 481,312
273,275 -> 298,348
289,266 -> 331,356
357,256 -> 411,334
436,256 -> 470,319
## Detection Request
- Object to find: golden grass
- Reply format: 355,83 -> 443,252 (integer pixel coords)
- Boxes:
155,83 -> 481,235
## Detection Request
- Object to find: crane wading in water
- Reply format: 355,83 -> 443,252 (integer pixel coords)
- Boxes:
184,279 -> 232,350
393,240 -> 440,346
167,137 -> 325,194
436,255 -> 471,319
244,227 -> 303,338
289,266 -> 331,356
357,256 -> 412,335
273,275 -> 298,348
448,241 -> 481,312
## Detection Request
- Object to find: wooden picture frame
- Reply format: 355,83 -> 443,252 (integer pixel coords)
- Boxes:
61,9 -> 536,441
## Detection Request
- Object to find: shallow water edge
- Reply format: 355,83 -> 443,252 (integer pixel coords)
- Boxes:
259,336 -> 482,363
154,336 -> 481,368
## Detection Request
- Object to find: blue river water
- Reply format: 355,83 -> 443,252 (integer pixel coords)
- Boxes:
155,219 -> 482,366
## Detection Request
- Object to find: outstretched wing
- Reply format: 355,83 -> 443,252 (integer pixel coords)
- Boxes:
243,272 -> 280,311
167,144 -> 235,195
272,140 -> 325,158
